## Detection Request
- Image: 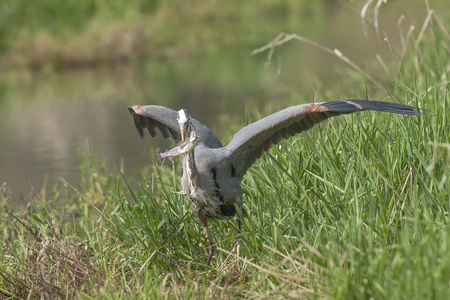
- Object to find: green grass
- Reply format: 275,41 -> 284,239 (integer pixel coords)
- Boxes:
1,4 -> 449,300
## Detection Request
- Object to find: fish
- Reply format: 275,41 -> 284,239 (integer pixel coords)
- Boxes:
157,131 -> 198,159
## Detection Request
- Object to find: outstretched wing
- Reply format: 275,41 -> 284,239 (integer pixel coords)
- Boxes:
224,100 -> 425,178
128,105 -> 223,148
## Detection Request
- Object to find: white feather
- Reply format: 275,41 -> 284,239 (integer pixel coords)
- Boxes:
177,109 -> 189,124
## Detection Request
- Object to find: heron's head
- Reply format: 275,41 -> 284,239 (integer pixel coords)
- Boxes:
177,109 -> 191,142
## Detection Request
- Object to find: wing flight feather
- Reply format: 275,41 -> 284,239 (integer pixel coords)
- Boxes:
128,105 -> 223,148
224,100 -> 424,177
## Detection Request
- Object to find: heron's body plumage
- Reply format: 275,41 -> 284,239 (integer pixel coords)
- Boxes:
182,145 -> 241,219
129,100 -> 425,265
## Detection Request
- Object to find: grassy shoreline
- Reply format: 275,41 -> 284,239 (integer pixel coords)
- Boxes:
1,2 -> 449,299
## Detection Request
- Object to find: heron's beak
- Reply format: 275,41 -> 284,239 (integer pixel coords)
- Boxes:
181,121 -> 190,142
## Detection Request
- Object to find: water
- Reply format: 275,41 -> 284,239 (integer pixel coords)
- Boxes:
0,1 -> 443,204
0,63 -> 272,203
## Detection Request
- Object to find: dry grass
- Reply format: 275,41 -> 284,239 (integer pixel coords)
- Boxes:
1,214 -> 103,299
218,243 -> 329,299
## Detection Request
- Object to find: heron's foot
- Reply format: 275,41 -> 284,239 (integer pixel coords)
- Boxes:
206,245 -> 216,266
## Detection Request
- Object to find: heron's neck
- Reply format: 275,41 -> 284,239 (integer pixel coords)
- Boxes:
185,150 -> 198,193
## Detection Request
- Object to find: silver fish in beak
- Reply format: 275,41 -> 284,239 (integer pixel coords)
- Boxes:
157,131 -> 198,160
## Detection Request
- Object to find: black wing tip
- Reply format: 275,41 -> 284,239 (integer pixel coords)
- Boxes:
128,105 -> 146,138
128,105 -> 182,140
137,127 -> 145,139
321,99 -> 430,116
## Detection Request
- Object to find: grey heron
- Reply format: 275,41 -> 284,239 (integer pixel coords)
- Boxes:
128,100 -> 424,265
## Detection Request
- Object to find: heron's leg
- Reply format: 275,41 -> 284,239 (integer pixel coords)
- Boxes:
197,212 -> 215,266
234,207 -> 247,247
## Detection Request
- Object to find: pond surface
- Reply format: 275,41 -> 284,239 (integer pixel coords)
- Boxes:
0,1 -> 444,204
